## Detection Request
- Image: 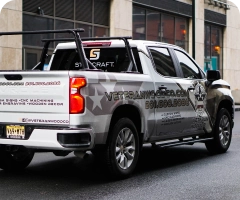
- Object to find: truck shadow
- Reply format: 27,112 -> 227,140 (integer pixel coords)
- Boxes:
0,145 -> 219,180
0,144 -> 229,198
136,144 -> 210,172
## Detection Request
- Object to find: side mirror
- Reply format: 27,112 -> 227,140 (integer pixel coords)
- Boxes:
206,70 -> 221,82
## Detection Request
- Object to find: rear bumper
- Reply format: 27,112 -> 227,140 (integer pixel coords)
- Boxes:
0,127 -> 94,151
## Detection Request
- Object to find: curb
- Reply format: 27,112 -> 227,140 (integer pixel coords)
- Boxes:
235,108 -> 240,112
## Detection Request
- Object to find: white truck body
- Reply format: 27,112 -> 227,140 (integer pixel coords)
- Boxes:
0,29 -> 234,177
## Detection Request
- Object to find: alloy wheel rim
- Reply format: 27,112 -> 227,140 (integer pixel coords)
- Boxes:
219,115 -> 230,147
115,127 -> 136,170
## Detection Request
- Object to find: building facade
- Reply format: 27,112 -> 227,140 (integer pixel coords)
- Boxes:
0,0 -> 240,101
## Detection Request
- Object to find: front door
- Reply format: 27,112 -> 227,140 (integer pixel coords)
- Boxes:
172,49 -> 212,135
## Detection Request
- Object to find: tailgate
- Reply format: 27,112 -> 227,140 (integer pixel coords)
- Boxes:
0,71 -> 70,125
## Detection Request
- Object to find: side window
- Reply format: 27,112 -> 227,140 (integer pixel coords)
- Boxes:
174,50 -> 201,79
149,47 -> 176,77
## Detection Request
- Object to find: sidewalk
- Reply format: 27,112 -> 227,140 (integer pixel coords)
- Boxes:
235,105 -> 240,112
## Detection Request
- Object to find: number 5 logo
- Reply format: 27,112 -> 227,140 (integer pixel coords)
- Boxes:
90,49 -> 100,60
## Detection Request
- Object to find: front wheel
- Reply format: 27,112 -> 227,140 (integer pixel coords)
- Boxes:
205,108 -> 232,154
0,146 -> 34,171
105,118 -> 139,178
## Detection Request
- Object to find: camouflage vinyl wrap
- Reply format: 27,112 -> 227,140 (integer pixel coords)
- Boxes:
69,70 -> 234,145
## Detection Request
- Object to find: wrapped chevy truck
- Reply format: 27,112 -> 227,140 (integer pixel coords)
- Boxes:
0,29 -> 234,178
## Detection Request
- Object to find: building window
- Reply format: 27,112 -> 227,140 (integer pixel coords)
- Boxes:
22,0 -> 110,69
23,14 -> 54,47
133,6 -> 189,51
204,24 -> 223,74
161,14 -> 174,44
133,7 -> 146,40
146,11 -> 160,41
175,17 -> 188,50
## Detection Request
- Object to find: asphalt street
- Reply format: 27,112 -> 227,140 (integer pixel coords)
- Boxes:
1,112 -> 240,200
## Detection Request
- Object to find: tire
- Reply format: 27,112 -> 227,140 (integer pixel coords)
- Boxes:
0,146 -> 34,171
205,108 -> 232,154
105,118 -> 139,178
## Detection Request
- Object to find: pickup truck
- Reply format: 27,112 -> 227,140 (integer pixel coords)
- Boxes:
0,29 -> 234,178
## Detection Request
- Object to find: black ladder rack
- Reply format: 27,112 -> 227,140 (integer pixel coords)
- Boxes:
0,29 -> 138,72
41,36 -> 138,72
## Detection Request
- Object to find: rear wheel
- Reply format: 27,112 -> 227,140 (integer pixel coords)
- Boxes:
105,118 -> 139,178
205,108 -> 232,154
0,146 -> 34,171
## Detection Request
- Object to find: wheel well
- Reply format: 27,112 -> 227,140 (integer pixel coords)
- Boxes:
218,100 -> 233,120
109,105 -> 142,141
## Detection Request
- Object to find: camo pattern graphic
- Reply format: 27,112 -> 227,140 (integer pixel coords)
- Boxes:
82,72 -> 156,140
85,73 -> 144,116
186,80 -> 212,133
81,71 -> 233,143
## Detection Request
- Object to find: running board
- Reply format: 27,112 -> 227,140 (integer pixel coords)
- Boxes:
156,138 -> 214,148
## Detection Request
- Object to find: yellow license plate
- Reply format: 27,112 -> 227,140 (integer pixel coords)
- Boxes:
6,125 -> 25,139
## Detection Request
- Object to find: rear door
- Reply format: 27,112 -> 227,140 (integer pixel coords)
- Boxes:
0,71 -> 70,125
148,46 -> 197,141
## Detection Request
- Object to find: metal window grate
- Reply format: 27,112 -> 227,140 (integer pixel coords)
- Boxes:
133,0 -> 192,17
75,0 -> 93,23
22,0 -> 110,43
205,9 -> 226,26
94,0 -> 110,26
23,0 -> 54,16
55,0 -> 74,20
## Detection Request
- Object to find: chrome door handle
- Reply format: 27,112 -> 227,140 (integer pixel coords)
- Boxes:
188,86 -> 195,91
159,85 -> 167,90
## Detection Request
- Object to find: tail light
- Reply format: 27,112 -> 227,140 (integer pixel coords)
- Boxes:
70,77 -> 86,114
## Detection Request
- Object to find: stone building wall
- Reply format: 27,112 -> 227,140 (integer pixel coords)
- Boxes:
110,0 -> 133,36
224,1 -> 240,102
0,0 -> 22,70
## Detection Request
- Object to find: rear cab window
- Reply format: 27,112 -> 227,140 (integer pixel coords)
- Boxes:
50,47 -> 143,73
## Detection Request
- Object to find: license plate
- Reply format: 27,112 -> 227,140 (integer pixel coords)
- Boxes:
6,125 -> 25,139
